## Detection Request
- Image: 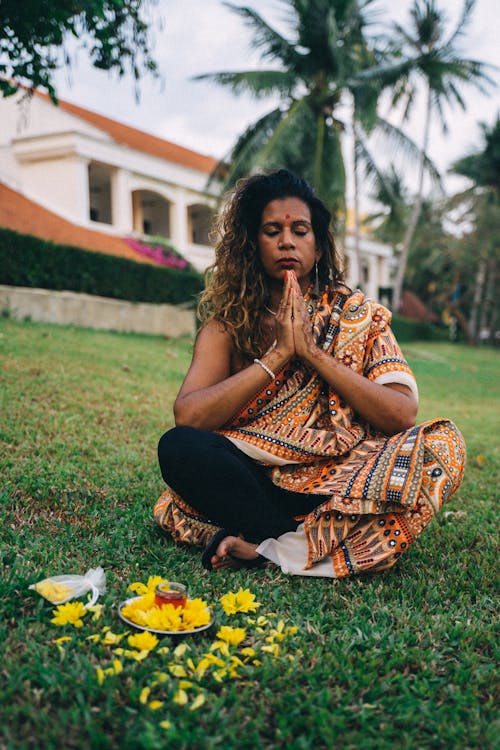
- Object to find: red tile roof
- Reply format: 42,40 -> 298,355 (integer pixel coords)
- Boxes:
0,182 -> 156,264
34,90 -> 219,174
399,289 -> 439,323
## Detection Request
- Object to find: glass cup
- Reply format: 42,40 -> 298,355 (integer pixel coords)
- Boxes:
154,581 -> 187,609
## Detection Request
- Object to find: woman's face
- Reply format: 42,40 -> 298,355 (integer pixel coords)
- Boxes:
257,197 -> 321,291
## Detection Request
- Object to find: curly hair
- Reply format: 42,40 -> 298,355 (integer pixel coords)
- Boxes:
198,169 -> 345,360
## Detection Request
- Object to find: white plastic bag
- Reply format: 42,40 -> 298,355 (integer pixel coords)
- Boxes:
29,566 -> 106,607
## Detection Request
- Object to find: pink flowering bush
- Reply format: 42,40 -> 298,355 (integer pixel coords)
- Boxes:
126,238 -> 190,270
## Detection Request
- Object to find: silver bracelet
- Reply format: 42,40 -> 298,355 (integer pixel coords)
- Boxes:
253,358 -> 276,380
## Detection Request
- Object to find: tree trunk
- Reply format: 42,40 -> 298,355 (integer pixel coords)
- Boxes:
351,123 -> 362,290
392,87 -> 432,311
468,256 -> 486,343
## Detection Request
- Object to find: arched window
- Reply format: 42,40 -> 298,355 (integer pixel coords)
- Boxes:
132,190 -> 171,237
187,203 -> 213,245
88,163 -> 112,224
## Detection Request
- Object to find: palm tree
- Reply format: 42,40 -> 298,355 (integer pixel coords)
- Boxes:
196,0 -> 442,288
449,117 -> 500,343
387,0 -> 495,310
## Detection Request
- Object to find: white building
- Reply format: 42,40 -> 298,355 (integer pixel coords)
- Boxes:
0,90 -> 394,302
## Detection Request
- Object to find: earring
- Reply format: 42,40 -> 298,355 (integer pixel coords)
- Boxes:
314,260 -> 320,296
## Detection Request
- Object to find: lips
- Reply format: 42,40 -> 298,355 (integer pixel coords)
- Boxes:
277,257 -> 299,268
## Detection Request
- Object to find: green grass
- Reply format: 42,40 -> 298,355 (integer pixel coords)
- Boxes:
1,318 -> 498,750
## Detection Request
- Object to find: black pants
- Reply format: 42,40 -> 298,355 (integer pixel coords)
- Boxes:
158,426 -> 320,544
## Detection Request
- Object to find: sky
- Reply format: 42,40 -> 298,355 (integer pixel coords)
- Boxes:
52,0 -> 500,207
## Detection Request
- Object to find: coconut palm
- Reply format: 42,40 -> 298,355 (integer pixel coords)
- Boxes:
387,0 -> 495,310
199,3 -> 430,217
449,117 -> 500,343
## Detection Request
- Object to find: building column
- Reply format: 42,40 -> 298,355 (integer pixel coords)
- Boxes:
170,191 -> 189,253
111,168 -> 132,232
77,158 -> 90,224
368,253 -> 379,301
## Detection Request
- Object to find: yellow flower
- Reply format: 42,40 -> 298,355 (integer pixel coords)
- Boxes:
53,636 -> 72,645
262,643 -> 280,657
160,721 -> 172,730
173,689 -> 188,706
190,694 -> 206,711
153,671 -> 168,684
169,664 -> 187,678
179,680 -> 194,690
101,630 -> 127,646
148,700 -> 164,711
216,626 -> 246,646
96,667 -> 105,686
115,648 -> 149,661
128,575 -> 165,596
219,588 -> 261,615
240,647 -> 256,659
86,604 -> 104,621
86,634 -> 101,643
50,601 -> 87,628
128,632 -> 159,651
139,687 -> 151,705
173,643 -> 190,659
210,640 -> 230,657
112,659 -> 123,675
121,594 -> 210,632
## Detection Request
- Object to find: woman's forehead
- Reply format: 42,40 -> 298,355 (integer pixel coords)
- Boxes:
260,197 -> 311,224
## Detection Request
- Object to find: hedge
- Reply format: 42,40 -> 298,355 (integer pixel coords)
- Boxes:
0,228 -> 204,305
391,313 -> 448,343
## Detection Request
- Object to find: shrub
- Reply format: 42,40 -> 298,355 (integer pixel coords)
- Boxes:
391,314 -> 448,342
0,228 -> 204,305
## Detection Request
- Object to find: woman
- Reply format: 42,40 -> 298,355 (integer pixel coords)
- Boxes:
155,169 -> 466,577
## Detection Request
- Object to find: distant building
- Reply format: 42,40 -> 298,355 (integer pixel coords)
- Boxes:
0,90 -> 394,302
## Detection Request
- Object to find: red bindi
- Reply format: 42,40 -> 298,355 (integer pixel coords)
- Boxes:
285,213 -> 290,218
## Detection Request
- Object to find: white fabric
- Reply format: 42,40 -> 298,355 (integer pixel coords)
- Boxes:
225,436 -> 300,465
257,524 -> 337,577
373,372 -> 419,401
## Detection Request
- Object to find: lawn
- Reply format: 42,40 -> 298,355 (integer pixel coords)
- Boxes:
0,318 -> 498,750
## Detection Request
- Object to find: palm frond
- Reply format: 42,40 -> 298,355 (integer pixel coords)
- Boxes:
224,2 -> 300,67
207,108 -> 285,191
193,69 -> 297,99
373,116 -> 442,190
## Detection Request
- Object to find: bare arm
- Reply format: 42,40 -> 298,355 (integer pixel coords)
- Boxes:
173,319 -> 292,431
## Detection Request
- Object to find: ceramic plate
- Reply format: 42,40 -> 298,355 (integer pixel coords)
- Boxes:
117,596 -> 214,636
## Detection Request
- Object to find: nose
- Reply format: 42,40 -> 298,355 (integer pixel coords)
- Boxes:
278,229 -> 295,248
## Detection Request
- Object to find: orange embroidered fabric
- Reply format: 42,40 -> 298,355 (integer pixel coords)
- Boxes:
154,289 -> 466,576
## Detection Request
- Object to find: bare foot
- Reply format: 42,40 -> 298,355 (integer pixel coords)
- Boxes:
211,535 -> 260,570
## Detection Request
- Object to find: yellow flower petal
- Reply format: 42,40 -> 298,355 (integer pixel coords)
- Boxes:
31,579 -> 74,604
160,721 -> 171,730
53,636 -> 72,645
173,689 -> 188,706
169,664 -> 187,678
174,643 -> 190,659
96,667 -> 105,686
179,680 -> 194,690
139,687 -> 151,705
112,659 -> 123,675
189,694 -> 206,711
148,700 -> 164,711
86,603 -> 104,621
128,632 -> 159,651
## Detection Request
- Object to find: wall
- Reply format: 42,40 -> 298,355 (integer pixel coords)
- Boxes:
0,286 -> 195,338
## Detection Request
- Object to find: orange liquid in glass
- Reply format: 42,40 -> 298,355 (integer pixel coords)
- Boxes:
154,583 -> 187,609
